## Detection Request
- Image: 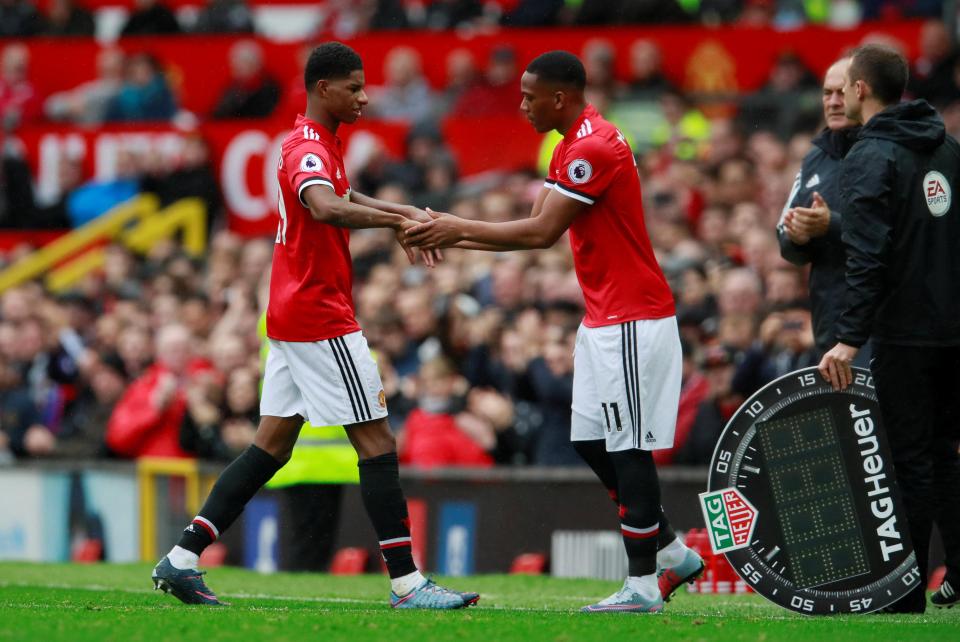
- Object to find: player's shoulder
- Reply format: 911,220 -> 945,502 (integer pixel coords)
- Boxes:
564,117 -> 623,157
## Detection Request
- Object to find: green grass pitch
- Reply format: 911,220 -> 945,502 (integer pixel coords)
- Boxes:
0,562 -> 957,641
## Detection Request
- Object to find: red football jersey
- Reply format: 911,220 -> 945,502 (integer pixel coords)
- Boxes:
546,105 -> 675,327
267,115 -> 360,342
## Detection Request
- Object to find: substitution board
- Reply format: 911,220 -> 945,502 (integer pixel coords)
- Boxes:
702,366 -> 920,615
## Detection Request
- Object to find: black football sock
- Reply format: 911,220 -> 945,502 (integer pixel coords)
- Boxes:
574,439 -> 676,551
658,509 -> 677,550
573,439 -> 620,503
177,445 -> 283,555
609,448 -> 662,577
358,452 -> 417,579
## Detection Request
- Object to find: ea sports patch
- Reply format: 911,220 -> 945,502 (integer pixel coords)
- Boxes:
300,153 -> 323,173
923,170 -> 951,217
567,159 -> 592,184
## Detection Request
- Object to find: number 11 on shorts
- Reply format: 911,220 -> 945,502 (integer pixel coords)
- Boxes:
601,402 -> 623,432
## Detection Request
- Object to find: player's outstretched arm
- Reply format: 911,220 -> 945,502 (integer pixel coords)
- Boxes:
303,184 -> 408,230
351,191 -> 443,266
407,188 -> 585,251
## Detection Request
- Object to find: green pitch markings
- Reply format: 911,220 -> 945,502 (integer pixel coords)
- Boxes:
0,563 -> 956,642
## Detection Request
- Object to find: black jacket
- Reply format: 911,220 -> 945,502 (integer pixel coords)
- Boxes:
835,100 -> 960,347
778,127 -> 859,351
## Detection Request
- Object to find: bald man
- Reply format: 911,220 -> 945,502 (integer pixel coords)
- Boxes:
777,57 -> 861,358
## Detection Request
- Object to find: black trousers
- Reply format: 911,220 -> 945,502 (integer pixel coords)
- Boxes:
872,344 -> 960,591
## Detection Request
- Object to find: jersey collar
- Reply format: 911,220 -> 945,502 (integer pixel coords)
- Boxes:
563,104 -> 600,142
296,114 -> 342,149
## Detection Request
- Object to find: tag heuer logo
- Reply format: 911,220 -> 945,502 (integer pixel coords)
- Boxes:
699,487 -> 758,554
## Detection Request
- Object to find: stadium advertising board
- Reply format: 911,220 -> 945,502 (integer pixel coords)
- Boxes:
703,367 -> 919,615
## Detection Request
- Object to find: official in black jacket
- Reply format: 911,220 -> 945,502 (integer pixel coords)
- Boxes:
819,44 -> 960,612
778,57 -> 860,354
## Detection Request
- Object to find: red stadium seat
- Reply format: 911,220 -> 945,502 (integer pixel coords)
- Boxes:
199,542 -> 227,568
71,538 -> 103,563
331,547 -> 369,575
510,553 -> 547,575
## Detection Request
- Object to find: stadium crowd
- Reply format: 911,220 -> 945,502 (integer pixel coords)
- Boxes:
0,8 -> 958,468
0,0 -> 946,38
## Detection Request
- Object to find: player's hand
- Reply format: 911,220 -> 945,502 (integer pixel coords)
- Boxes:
395,219 -> 442,267
790,192 -> 831,239
405,208 -> 464,248
817,342 -> 858,391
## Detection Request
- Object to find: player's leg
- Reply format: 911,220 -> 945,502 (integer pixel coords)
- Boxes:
153,346 -> 305,605
633,318 -> 704,600
291,330 -> 477,609
573,322 -> 662,613
571,438 -> 681,567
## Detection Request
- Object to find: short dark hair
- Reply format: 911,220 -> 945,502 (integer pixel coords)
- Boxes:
525,50 -> 586,91
304,42 -> 363,91
848,44 -> 908,105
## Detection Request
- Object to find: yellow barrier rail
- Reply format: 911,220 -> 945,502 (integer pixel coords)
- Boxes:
137,457 -> 217,562
0,195 -> 207,294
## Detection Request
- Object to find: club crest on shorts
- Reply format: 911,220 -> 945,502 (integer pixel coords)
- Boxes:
378,389 -> 386,408
301,153 -> 323,173
567,159 -> 592,184
923,170 -> 951,216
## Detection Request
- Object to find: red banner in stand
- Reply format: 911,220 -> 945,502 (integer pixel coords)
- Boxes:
15,115 -> 542,237
18,23 -> 923,117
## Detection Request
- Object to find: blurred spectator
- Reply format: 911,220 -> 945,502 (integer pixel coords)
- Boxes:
451,45 -> 520,118
146,135 -> 223,226
0,350 -> 55,459
64,147 -> 140,226
651,89 -> 710,160
211,40 -> 280,119
421,0 -> 483,30
575,0 -> 691,24
367,46 -> 433,124
582,39 -> 623,99
56,352 -> 127,458
738,51 -> 820,139
106,323 -> 213,459
625,39 -> 674,100
399,356 -> 494,468
43,0 -> 94,36
732,301 -> 818,397
680,343 -> 741,464
45,48 -> 124,125
180,365 -> 257,460
0,138 -> 36,228
435,48 -> 479,117
105,52 -> 177,122
501,0 -> 563,26
0,0 -> 45,37
861,0 -> 942,20
120,0 -> 181,36
907,20 -> 960,110
193,0 -> 254,34
0,43 -> 41,129
524,324 -> 580,466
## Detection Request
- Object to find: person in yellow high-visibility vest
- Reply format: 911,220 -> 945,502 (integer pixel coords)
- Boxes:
258,313 -> 359,571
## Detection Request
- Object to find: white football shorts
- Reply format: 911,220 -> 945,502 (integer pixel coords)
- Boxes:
571,317 -> 682,452
261,330 -> 388,426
